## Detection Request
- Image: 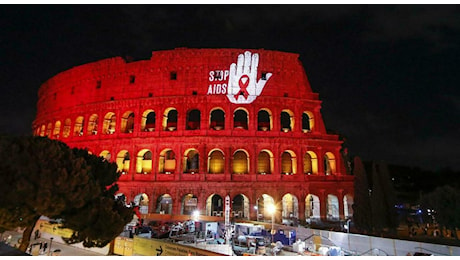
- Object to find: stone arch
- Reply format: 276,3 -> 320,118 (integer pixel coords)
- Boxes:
256,194 -> 275,221
163,107 -> 178,131
121,111 -> 135,133
282,193 -> 299,222
159,148 -> 176,174
280,109 -> 294,132
73,116 -> 84,136
186,109 -> 201,130
210,108 -> 225,130
281,150 -> 297,175
156,194 -> 173,214
324,152 -> 336,175
183,148 -> 199,173
87,113 -> 98,135
257,149 -> 274,175
134,193 -> 149,214
182,193 -> 198,215
52,121 -> 61,138
103,112 -> 116,134
257,108 -> 272,131
208,149 -> 225,174
232,149 -> 249,174
136,149 -> 153,174
62,118 -> 71,138
232,194 -> 250,219
206,194 -> 224,216
116,150 -> 130,174
99,150 -> 111,161
302,111 -> 314,133
233,107 -> 249,129
39,124 -> 46,136
327,194 -> 340,221
305,194 -> 321,220
344,194 -> 354,219
304,151 -> 318,175
141,109 -> 156,131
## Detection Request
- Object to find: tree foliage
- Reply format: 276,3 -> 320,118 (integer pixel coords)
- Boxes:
0,135 -> 133,251
421,185 -> 460,238
370,161 -> 398,234
351,156 -> 372,233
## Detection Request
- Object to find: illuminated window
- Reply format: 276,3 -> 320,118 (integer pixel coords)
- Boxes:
87,114 -> 99,135
281,151 -> 297,175
302,111 -> 314,133
121,111 -> 135,133
208,150 -> 224,174
103,112 -> 116,134
159,149 -> 176,174
257,150 -> 273,174
183,149 -> 199,174
73,116 -> 84,136
232,150 -> 249,174
163,108 -> 177,131
136,149 -> 152,174
62,118 -> 72,138
141,110 -> 156,131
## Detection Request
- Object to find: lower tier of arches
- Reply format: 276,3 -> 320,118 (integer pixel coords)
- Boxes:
116,179 -> 354,225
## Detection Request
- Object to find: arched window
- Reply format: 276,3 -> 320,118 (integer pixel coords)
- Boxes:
141,110 -> 156,131
116,151 -> 130,174
40,124 -> 46,136
52,121 -> 61,139
303,151 -> 318,175
208,150 -> 224,174
280,110 -> 294,132
103,112 -> 116,134
186,109 -> 201,130
234,109 -> 248,130
121,111 -> 135,133
302,111 -> 314,133
87,114 -> 99,135
257,150 -> 273,174
163,108 -> 178,131
324,152 -> 336,175
99,150 -> 111,161
63,118 -> 71,138
281,151 -> 297,175
159,149 -> 176,174
257,109 -> 271,131
232,150 -> 249,174
183,149 -> 199,173
73,116 -> 84,136
210,108 -> 225,130
136,149 -> 152,174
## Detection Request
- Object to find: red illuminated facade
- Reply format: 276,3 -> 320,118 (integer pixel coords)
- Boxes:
33,48 -> 354,225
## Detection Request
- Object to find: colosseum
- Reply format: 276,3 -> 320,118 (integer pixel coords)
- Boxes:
33,48 -> 354,226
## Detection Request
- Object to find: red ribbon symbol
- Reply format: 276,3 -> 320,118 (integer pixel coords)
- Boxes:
234,75 -> 250,100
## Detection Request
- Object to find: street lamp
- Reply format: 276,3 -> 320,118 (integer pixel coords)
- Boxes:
267,203 -> 276,243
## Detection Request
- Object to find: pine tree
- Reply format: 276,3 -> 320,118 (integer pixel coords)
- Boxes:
0,135 -> 133,251
351,156 -> 372,233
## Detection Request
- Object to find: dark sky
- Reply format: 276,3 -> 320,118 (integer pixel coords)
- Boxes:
1,5 -> 459,171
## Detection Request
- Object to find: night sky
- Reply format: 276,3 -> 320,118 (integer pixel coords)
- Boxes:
1,5 -> 459,171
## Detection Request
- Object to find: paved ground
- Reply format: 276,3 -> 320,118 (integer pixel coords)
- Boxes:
1,230 -> 106,256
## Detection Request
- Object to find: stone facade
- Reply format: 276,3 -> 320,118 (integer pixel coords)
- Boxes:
33,48 -> 354,224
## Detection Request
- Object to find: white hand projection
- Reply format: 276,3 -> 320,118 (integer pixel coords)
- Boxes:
226,51 -> 272,104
